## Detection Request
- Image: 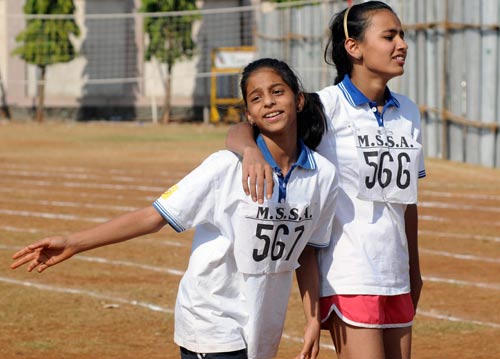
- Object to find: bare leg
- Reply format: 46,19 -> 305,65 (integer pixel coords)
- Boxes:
383,326 -> 412,359
325,311 -> 385,359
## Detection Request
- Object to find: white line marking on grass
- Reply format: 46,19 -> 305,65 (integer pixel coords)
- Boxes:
0,178 -> 164,193
3,245 -> 499,329
417,309 -> 500,329
0,276 -> 330,349
1,198 -> 138,212
3,244 -> 499,292
78,255 -> 185,276
420,190 -> 500,202
0,226 -> 42,234
419,215 -> 500,227
422,275 -> 500,290
280,333 -> 335,351
420,201 -> 500,213
0,186 -> 156,202
420,248 -> 500,264
419,230 -> 500,243
0,277 -> 172,313
0,163 -> 187,180
0,208 -> 108,223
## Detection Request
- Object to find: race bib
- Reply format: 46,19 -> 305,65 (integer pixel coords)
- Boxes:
354,126 -> 422,204
233,201 -> 313,274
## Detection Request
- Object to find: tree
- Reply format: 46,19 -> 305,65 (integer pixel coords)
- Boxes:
12,0 -> 80,123
140,0 -> 198,124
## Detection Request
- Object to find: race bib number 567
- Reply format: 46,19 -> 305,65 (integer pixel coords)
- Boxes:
233,202 -> 313,274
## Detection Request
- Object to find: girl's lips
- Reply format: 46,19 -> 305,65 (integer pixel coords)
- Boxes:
393,55 -> 406,65
264,111 -> 282,118
263,111 -> 284,121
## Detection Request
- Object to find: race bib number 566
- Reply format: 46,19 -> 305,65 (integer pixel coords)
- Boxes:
354,126 -> 422,204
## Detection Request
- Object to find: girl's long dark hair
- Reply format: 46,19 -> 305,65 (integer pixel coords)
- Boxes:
240,58 -> 326,150
324,1 -> 394,84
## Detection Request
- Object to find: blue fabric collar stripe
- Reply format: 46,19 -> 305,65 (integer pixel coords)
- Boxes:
256,134 -> 316,171
339,75 -> 400,108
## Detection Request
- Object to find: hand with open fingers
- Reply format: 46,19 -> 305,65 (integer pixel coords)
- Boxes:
242,145 -> 274,204
295,320 -> 321,359
11,236 -> 75,273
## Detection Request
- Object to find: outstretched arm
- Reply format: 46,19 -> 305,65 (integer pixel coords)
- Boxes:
226,122 -> 274,203
295,246 -> 321,359
405,203 -> 423,311
11,206 -> 166,273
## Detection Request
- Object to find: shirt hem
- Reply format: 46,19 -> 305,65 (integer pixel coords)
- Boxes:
174,336 -> 246,354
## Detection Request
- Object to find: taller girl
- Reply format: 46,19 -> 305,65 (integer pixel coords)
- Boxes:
226,2 -> 426,358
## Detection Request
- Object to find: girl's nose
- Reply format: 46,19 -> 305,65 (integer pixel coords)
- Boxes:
398,37 -> 408,50
263,94 -> 276,107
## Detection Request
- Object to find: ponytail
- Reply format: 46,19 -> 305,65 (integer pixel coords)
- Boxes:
324,1 -> 394,84
297,92 -> 326,150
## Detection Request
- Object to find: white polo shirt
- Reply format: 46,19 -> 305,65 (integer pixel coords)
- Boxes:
153,136 -> 338,359
316,75 -> 426,297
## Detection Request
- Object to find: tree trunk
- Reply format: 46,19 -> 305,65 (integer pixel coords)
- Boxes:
35,66 -> 46,123
0,68 -> 11,120
161,63 -> 172,124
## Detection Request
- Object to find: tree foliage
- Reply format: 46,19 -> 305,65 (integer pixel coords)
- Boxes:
140,0 -> 199,123
12,0 -> 80,66
12,0 -> 80,123
140,0 -> 198,68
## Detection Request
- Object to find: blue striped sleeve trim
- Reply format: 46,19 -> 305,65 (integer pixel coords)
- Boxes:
152,200 -> 185,233
306,242 -> 329,248
418,170 -> 426,178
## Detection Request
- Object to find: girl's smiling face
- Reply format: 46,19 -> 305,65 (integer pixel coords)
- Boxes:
244,67 -> 303,137
355,9 -> 408,82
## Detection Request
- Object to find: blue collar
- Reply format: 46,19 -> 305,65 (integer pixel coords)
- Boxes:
256,134 -> 316,172
337,74 -> 400,108
257,134 -> 316,203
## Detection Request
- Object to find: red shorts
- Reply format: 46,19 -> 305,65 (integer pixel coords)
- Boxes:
320,293 -> 415,329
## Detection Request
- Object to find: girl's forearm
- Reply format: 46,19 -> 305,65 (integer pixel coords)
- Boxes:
225,122 -> 257,155
68,206 -> 166,254
296,246 -> 321,323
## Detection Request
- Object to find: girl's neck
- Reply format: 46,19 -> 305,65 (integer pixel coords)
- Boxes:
350,71 -> 389,106
262,133 -> 298,176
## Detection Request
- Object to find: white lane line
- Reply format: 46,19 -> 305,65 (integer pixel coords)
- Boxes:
420,189 -> 500,202
422,276 -> 500,291
0,162 -> 188,179
0,230 -> 187,248
1,198 -> 138,212
0,186 -> 157,202
419,215 -> 500,227
2,244 -> 498,291
0,209 -> 107,223
417,310 -> 500,329
419,201 -> 500,213
0,178 -> 164,193
419,230 -> 500,243
0,277 -> 333,350
78,255 -> 185,276
0,276 -> 172,313
0,226 -> 42,234
420,249 -> 500,264
2,276 -> 498,332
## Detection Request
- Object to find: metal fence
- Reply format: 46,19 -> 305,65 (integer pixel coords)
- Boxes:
1,0 -> 499,167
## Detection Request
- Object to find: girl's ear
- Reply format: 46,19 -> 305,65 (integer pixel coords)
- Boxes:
245,110 -> 255,126
296,92 -> 305,112
345,38 -> 362,61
